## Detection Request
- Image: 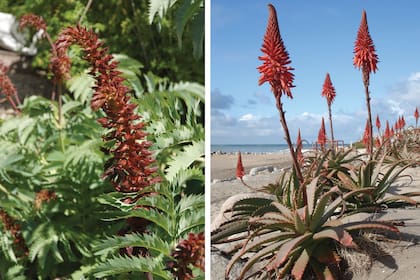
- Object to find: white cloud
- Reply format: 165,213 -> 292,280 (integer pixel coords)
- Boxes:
211,73 -> 420,144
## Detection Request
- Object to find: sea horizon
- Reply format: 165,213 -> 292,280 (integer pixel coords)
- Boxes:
211,143 -> 313,154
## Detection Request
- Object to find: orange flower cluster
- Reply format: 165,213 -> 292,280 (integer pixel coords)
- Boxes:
321,73 -> 336,106
258,4 -> 294,99
34,189 -> 57,209
353,10 -> 378,85
167,232 -> 205,280
0,62 -> 20,112
317,117 -> 327,148
53,26 -> 159,192
363,120 -> 372,153
19,13 -> 47,32
236,151 -> 245,180
0,209 -> 28,257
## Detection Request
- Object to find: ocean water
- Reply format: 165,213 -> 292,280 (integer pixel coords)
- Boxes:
211,144 -> 313,154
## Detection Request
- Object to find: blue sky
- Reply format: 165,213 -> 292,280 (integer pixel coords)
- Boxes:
211,1 -> 420,145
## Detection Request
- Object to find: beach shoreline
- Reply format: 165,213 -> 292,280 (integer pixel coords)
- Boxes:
210,151 -> 294,181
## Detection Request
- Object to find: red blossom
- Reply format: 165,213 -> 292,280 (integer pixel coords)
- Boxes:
363,119 -> 371,153
317,117 -> 327,148
167,232 -> 205,280
353,10 -> 378,85
54,25 -> 159,192
0,209 -> 28,257
384,121 -> 391,140
321,73 -> 336,106
375,114 -> 381,130
19,13 -> 47,32
0,62 -> 20,112
374,136 -> 381,148
415,108 -> 419,121
258,4 -> 294,99
236,151 -> 245,180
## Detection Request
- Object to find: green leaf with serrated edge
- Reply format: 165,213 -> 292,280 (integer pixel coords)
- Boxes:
164,141 -> 203,182
94,232 -> 170,256
93,255 -> 171,278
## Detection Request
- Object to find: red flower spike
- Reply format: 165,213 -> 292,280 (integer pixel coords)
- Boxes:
353,10 -> 378,85
415,107 -> 419,121
375,115 -> 381,130
54,25 -> 159,193
321,73 -> 336,106
374,136 -> 381,148
258,4 -> 294,99
236,151 -> 245,180
363,120 -> 372,154
401,115 -> 406,128
167,232 -> 205,280
384,121 -> 390,140
19,13 -> 47,32
317,117 -> 327,147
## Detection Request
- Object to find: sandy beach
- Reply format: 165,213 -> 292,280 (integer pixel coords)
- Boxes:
211,152 -> 293,181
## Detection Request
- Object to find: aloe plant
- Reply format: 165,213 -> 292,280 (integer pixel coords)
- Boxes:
336,149 -> 419,210
212,176 -> 399,280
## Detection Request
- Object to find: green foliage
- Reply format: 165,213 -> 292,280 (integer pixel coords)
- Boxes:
0,95 -> 113,278
4,0 -> 204,84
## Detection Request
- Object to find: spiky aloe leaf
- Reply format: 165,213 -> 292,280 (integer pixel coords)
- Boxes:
211,220 -> 249,243
226,231 -> 294,279
341,220 -> 399,233
312,228 -> 355,248
291,249 -> 310,280
266,232 -> 313,271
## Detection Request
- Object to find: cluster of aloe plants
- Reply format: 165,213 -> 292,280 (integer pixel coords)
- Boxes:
212,3 -> 420,279
0,8 -> 204,280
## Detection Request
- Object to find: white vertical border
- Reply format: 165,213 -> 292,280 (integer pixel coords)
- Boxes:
204,0 -> 211,279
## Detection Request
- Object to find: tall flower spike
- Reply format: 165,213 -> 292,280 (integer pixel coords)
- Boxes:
375,114 -> 381,130
353,10 -> 378,85
321,73 -> 336,106
321,72 -> 336,142
363,120 -> 371,153
415,107 -> 419,128
384,121 -> 390,140
236,151 -> 245,180
317,117 -> 327,148
258,4 -> 294,99
54,26 -> 159,192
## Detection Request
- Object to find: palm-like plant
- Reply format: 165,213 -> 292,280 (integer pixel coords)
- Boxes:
212,176 -> 399,280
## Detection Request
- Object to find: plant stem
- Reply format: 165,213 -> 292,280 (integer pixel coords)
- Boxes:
275,97 -> 306,202
328,104 -> 334,152
364,82 -> 373,157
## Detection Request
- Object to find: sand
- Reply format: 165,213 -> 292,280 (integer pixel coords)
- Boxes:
211,152 -> 293,181
210,152 -> 420,280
